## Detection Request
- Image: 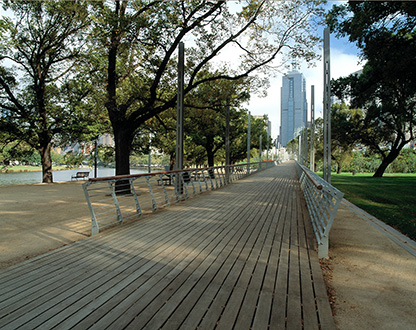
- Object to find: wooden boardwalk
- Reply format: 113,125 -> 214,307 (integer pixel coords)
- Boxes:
0,161 -> 335,330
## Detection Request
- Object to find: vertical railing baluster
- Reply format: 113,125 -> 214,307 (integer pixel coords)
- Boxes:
146,176 -> 157,211
159,174 -> 170,206
130,178 -> 142,216
83,181 -> 99,235
109,181 -> 123,223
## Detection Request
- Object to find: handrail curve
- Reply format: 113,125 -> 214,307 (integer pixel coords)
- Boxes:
83,161 -> 277,235
295,161 -> 344,258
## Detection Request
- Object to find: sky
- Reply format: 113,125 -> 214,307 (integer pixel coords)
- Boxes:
245,1 -> 363,140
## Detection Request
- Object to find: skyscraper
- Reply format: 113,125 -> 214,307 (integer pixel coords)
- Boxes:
279,69 -> 308,147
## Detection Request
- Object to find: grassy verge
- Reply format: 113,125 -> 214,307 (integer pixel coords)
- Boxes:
327,172 -> 416,240
0,165 -> 69,173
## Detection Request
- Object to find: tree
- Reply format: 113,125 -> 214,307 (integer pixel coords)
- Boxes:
328,1 -> 416,177
183,73 -> 251,167
88,0 -> 325,176
0,0 -> 92,182
331,103 -> 363,173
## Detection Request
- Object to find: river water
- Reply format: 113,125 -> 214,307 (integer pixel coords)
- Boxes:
0,168 -> 149,186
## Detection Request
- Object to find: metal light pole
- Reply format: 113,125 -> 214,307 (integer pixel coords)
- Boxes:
175,42 -> 185,192
266,120 -> 270,161
94,137 -> 98,178
247,111 -> 251,173
148,134 -> 152,174
225,104 -> 230,183
310,85 -> 315,171
259,134 -> 262,168
323,27 -> 332,183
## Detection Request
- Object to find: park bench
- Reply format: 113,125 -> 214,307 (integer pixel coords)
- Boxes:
157,175 -> 172,186
71,171 -> 90,181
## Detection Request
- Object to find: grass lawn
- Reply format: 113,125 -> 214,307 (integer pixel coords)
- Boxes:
327,172 -> 416,240
0,165 -> 68,172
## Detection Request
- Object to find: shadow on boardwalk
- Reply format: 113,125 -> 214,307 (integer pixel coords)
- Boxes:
0,162 -> 335,329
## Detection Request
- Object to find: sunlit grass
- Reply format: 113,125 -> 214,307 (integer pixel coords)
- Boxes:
1,165 -> 69,172
325,172 -> 416,240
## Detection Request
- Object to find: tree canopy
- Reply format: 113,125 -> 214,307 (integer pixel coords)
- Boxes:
328,0 -> 416,177
1,0 -> 326,181
0,0 -> 94,182
87,0 -> 325,176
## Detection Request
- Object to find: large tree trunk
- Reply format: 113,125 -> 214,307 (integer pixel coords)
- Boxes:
207,149 -> 215,167
169,153 -> 175,170
39,142 -> 53,183
373,145 -> 404,177
113,125 -> 133,176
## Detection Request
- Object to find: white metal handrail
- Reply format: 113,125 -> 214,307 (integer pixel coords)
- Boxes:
295,161 -> 344,258
83,161 -> 276,235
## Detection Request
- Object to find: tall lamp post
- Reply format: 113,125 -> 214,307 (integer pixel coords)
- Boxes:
175,42 -> 184,193
323,27 -> 332,183
247,111 -> 251,173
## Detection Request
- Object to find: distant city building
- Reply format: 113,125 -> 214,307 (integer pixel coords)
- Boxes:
279,68 -> 308,147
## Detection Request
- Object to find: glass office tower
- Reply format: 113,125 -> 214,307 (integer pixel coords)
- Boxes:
280,69 -> 308,147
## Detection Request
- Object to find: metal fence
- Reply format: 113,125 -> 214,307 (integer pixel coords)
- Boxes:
295,161 -> 344,258
83,161 -> 276,235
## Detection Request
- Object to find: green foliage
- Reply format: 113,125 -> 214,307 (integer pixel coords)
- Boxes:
0,0 -> 95,182
86,0 -> 325,175
63,151 -> 85,168
327,149 -> 416,174
331,103 -> 364,173
330,173 -> 416,240
328,1 -> 416,177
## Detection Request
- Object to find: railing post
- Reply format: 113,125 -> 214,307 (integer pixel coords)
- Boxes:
109,181 -> 123,223
83,164 -> 267,236
130,178 -> 142,215
159,174 -> 170,206
318,236 -> 329,259
195,170 -> 203,193
296,161 -> 344,259
145,176 -> 157,211
83,182 -> 99,236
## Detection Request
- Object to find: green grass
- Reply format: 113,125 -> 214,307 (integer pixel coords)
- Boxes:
326,172 -> 416,240
0,165 -> 68,173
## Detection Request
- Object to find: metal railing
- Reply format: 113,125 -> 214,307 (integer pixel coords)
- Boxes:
295,161 -> 344,258
83,161 -> 276,235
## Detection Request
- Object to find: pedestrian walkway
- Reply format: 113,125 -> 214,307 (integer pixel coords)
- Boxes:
0,162 -> 335,329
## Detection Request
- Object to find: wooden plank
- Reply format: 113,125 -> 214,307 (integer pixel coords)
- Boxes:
0,199 -> 224,328
2,215 -> 210,329
286,183 -> 302,330
0,162 -> 335,330
170,177 -> 278,330
194,176 -> 280,330
69,181 -> 260,329
269,177 -> 293,328
126,192 -> 263,330
158,194 -> 265,330
296,182 -> 320,330
220,178 -> 283,330
251,178 -> 289,330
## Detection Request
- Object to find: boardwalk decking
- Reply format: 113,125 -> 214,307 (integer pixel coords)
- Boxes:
0,162 -> 335,329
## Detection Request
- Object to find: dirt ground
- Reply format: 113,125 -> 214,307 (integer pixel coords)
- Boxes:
0,181 -> 415,329
0,181 -> 91,269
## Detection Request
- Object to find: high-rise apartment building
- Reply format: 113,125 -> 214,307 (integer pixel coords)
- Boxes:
279,69 -> 308,147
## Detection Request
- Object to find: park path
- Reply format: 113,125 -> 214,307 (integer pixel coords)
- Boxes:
0,162 -> 335,329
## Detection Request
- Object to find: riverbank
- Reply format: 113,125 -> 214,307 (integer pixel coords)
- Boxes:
0,167 -> 151,186
0,165 -> 167,173
0,165 -> 70,173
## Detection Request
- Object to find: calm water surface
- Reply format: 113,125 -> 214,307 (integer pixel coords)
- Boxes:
0,168 -> 149,186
